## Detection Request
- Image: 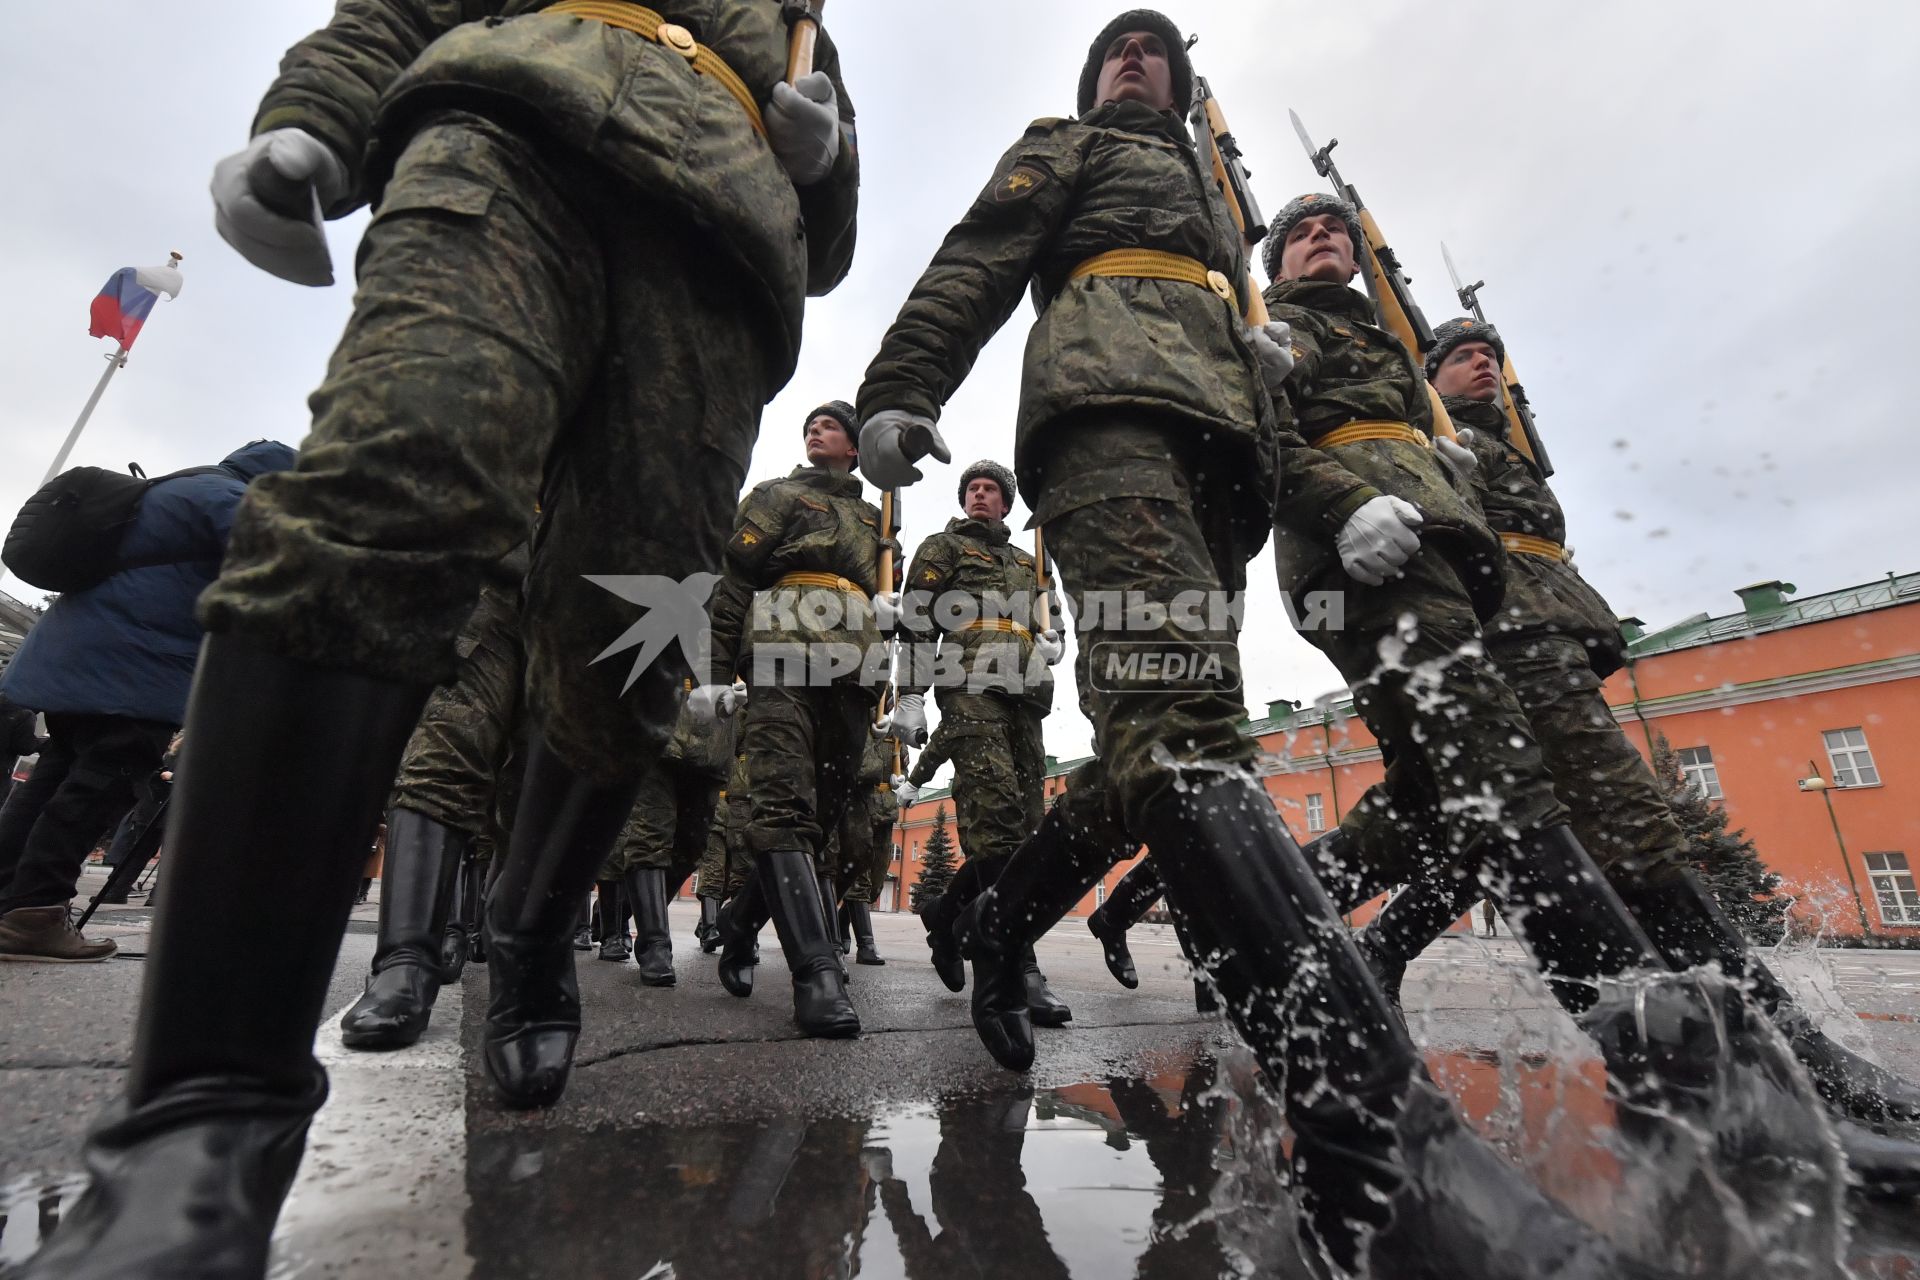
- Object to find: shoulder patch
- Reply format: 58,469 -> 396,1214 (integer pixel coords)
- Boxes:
732,518 -> 770,549
992,164 -> 1050,203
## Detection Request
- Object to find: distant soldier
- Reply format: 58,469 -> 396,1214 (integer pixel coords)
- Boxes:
692,699 -> 750,952
836,732 -> 907,965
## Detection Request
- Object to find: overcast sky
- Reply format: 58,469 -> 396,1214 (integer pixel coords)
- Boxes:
4,1 -> 1918,767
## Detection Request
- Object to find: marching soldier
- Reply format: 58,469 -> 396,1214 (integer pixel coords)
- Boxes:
706,403 -> 887,1038
889,459 -> 1067,1019
851,14 -> 1653,1273
835,731 -> 905,965
693,698 -> 750,952
28,4 -> 860,1273
339,546 -> 528,1049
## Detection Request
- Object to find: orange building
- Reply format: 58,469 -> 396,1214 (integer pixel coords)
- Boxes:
887,571 -> 1920,945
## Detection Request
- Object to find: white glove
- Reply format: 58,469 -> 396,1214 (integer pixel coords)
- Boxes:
728,679 -> 749,713
1434,430 -> 1478,479
210,128 -> 348,287
687,682 -> 733,725
873,591 -> 902,632
1035,629 -> 1065,665
891,775 -> 918,806
859,409 -> 951,489
1247,320 -> 1296,393
766,72 -> 841,187
886,692 -> 929,747
1336,496 -> 1424,586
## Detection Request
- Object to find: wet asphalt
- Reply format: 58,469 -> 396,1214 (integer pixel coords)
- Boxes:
3,888 -> 1919,1278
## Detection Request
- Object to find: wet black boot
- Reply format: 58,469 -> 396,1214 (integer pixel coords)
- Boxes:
1144,777 -> 1673,1278
847,900 -> 885,965
625,866 -> 676,986
1086,857 -> 1155,989
1167,911 -> 1218,1013
464,852 -> 489,964
1356,866 -> 1483,1018
1022,947 -> 1072,1026
817,872 -> 848,977
595,879 -> 629,962
919,856 -> 991,992
717,872 -> 769,998
483,738 -> 642,1109
340,808 -> 467,1049
441,851 -> 473,980
696,894 -> 722,952
18,633 -> 429,1280
762,850 -> 859,1038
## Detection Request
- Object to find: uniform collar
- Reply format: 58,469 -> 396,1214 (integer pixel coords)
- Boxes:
1441,394 -> 1510,438
1267,277 -> 1376,323
789,464 -> 865,498
948,515 -> 1010,545
1078,98 -> 1190,142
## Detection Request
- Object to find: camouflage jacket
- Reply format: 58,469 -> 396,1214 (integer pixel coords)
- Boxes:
898,517 -> 1054,714
1265,278 -> 1505,619
1448,396 -> 1624,674
862,734 -> 904,823
905,720 -> 954,790
252,0 -> 858,384
661,679 -> 738,778
857,100 -> 1276,526
708,466 -> 882,686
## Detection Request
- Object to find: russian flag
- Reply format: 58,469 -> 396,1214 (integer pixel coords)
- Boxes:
88,261 -> 182,349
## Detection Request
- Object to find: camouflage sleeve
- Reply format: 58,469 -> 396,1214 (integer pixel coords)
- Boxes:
707,484 -> 794,684
896,533 -> 956,698
1268,308 -> 1383,536
905,722 -> 952,788
251,0 -> 476,212
798,28 -> 859,296
856,122 -> 1083,424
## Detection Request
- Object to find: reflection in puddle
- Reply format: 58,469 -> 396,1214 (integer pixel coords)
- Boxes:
0,1174 -> 86,1268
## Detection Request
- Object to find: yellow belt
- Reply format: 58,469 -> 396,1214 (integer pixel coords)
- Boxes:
546,0 -> 766,137
774,571 -> 864,594
1070,249 -> 1239,311
1501,532 -> 1571,563
1315,420 -> 1432,450
956,619 -> 1032,638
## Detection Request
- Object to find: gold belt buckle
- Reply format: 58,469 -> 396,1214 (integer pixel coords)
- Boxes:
657,21 -> 698,58
1205,269 -> 1234,302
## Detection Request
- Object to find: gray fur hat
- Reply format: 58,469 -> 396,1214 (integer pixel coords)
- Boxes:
957,459 -> 1017,509
1424,317 -> 1507,380
1262,192 -> 1364,283
1077,10 -> 1192,117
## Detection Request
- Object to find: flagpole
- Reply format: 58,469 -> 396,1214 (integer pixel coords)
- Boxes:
43,344 -> 128,485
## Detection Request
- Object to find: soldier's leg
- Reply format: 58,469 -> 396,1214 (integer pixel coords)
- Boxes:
694,790 -> 728,951
1007,707 -> 1070,1024
609,762 -> 677,984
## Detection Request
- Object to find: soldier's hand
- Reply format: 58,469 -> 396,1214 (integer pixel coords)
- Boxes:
873,590 -> 902,632
1247,320 -> 1297,394
210,128 -> 348,287
890,776 -> 918,806
1336,496 -> 1424,586
728,679 -> 750,714
1434,432 -> 1478,479
860,410 -> 951,489
1036,629 -> 1065,665
888,692 -> 929,747
687,682 -> 733,725
766,72 -> 841,187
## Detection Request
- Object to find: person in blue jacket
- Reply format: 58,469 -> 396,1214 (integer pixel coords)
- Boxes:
0,439 -> 295,961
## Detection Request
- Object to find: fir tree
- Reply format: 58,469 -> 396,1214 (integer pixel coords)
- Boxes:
911,804 -> 959,913
1649,733 -> 1790,944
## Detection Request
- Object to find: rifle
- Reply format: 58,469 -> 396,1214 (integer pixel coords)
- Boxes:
1033,528 -> 1051,637
784,0 -> 824,82
1190,73 -> 1271,325
1288,110 -> 1457,441
1441,242 -> 1554,476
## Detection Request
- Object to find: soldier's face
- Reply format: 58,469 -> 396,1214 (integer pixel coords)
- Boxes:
1433,341 -> 1502,401
1278,213 -> 1357,284
1095,31 -> 1174,111
805,416 -> 858,470
963,477 -> 1009,521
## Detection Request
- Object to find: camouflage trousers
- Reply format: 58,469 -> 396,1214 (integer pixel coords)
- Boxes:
199,109 -> 773,785
601,756 -> 723,888
1031,417 -> 1260,835
694,787 -> 731,898
935,691 -> 1045,866
389,555 -> 527,859
742,682 -> 878,870
1317,548 -> 1569,881
843,816 -> 896,905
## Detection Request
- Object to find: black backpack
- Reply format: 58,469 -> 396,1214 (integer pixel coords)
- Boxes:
4,463 -> 219,594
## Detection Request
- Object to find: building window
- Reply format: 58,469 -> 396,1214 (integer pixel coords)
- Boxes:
1823,728 -> 1881,788
1094,883 -> 1106,906
1676,746 -> 1722,800
1304,794 -> 1326,832
1864,852 -> 1920,926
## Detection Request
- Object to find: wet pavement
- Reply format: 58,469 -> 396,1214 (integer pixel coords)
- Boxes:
3,899 -> 1919,1278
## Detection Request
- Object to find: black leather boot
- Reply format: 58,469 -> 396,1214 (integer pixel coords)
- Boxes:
919,856 -> 992,993
1356,866 -> 1483,1017
954,804 -> 1124,1070
1086,857 -> 1155,989
718,871 -> 769,998
340,808 -> 467,1049
595,879 -> 630,963
847,900 -> 885,965
483,738 -> 642,1109
625,866 -> 676,986
441,849 -> 473,981
464,852 -> 489,964
696,894 -> 722,952
1167,911 -> 1218,1013
571,891 -> 593,951
1022,947 -> 1072,1026
1144,777 -> 1671,1277
18,633 -> 429,1280
762,850 -> 859,1037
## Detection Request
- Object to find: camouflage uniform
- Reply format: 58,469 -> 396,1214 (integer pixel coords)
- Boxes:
694,701 -> 750,898
897,517 -> 1053,866
389,546 -> 529,859
708,466 -> 884,865
1266,278 -> 1568,874
859,98 -> 1277,834
602,685 -> 736,885
842,735 -> 902,906
198,2 -> 860,784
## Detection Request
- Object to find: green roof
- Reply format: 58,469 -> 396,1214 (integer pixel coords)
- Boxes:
1623,571 -> 1920,659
